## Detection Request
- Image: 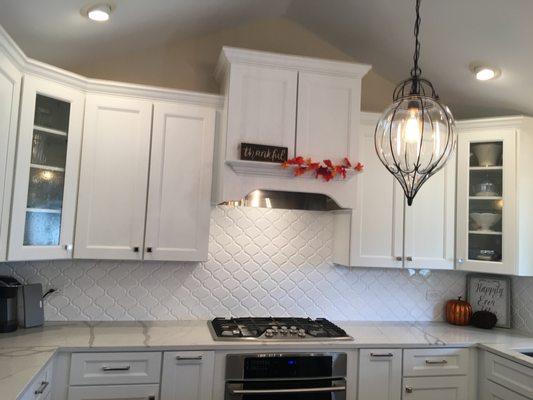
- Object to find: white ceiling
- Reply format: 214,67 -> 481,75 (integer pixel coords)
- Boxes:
0,0 -> 530,118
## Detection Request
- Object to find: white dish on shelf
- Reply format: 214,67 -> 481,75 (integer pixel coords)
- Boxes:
470,212 -> 501,230
474,191 -> 499,197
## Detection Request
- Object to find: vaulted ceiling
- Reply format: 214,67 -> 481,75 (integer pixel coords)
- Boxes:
0,0 -> 530,118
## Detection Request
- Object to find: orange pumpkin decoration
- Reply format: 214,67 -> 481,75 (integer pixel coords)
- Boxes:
445,297 -> 473,326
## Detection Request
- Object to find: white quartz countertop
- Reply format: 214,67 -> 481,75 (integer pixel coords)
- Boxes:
0,321 -> 532,400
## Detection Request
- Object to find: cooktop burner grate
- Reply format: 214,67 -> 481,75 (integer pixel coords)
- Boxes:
209,317 -> 352,341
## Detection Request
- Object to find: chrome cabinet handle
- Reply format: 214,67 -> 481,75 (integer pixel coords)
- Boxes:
425,359 -> 448,365
457,258 -> 464,264
102,365 -> 131,371
176,355 -> 203,361
34,381 -> 49,395
370,352 -> 394,358
405,386 -> 413,393
231,386 -> 346,395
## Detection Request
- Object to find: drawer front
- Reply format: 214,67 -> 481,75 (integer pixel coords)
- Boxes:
69,352 -> 162,385
403,348 -> 469,376
68,384 -> 159,400
485,352 -> 533,399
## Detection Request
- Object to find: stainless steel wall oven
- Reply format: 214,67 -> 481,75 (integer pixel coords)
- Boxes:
225,352 -> 347,400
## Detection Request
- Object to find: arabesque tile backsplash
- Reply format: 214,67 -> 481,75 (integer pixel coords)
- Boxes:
1,206 -> 531,333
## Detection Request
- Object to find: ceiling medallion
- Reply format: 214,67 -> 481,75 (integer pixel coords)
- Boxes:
374,0 -> 456,206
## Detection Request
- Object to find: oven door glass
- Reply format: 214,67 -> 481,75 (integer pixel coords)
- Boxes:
226,378 -> 346,400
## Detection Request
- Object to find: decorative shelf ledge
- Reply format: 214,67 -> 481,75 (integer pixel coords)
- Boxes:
226,160 -> 356,180
469,230 -> 502,235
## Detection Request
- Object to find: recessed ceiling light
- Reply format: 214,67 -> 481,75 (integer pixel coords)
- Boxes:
470,64 -> 501,81
83,4 -> 113,22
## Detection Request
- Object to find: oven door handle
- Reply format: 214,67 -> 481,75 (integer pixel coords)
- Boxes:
230,385 -> 346,395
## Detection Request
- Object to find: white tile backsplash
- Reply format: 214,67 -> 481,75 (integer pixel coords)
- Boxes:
0,206 -> 530,332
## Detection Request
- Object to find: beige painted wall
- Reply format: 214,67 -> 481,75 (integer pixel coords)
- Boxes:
73,17 -> 394,112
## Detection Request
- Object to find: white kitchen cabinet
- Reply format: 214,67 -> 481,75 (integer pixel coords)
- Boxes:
9,75 -> 84,260
160,351 -> 214,400
296,72 -> 360,161
402,376 -> 467,400
75,94 -> 152,260
334,113 -> 455,270
0,49 -> 21,261
68,385 -> 159,400
358,349 -> 402,400
19,359 -> 53,400
484,381 -> 529,400
224,63 -> 297,161
456,117 -> 533,276
144,102 -> 215,261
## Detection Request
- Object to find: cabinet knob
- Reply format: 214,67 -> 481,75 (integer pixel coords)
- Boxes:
406,256 -> 413,262
133,246 -> 140,252
395,256 -> 403,261
405,386 -> 413,394
457,258 -> 464,264
146,247 -> 153,253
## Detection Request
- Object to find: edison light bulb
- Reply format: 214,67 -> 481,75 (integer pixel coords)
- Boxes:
404,108 -> 421,144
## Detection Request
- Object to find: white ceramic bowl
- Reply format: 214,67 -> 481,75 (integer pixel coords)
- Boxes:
470,212 -> 501,231
472,143 -> 501,167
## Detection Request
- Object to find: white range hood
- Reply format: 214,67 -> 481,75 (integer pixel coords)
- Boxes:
212,47 -> 371,210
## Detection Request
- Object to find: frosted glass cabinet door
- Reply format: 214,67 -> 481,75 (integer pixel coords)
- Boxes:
0,51 -> 21,260
9,75 -> 84,260
144,102 -> 215,261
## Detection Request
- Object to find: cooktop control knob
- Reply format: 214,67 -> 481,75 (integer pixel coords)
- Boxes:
265,329 -> 274,337
298,330 -> 306,337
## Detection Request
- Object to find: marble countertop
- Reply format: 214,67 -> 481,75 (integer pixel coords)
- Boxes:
0,321 -> 532,400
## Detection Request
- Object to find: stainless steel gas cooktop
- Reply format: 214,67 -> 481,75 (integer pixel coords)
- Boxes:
209,317 -> 352,341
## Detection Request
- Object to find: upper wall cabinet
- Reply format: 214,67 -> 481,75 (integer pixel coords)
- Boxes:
144,102 -> 215,261
9,75 -> 84,261
75,94 -> 152,260
75,95 -> 215,262
333,113 -> 455,270
213,47 -> 370,207
0,49 -> 21,261
456,117 -> 533,276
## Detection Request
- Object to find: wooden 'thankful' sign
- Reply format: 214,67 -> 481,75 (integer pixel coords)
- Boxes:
240,143 -> 288,163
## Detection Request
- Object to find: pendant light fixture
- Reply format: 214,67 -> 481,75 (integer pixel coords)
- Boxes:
374,0 -> 456,206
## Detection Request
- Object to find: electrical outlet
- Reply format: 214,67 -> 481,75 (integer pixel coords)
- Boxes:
426,289 -> 444,301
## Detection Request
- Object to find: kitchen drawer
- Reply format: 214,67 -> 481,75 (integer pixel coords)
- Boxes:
19,360 -> 53,400
485,352 -> 533,399
403,348 -> 469,376
69,352 -> 162,385
485,381 -> 529,400
68,384 -> 159,400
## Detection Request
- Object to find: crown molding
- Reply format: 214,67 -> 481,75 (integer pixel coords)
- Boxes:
0,25 -> 224,109
216,46 -> 372,82
456,115 -> 530,130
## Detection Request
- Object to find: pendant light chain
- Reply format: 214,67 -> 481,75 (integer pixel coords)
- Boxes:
410,0 -> 422,95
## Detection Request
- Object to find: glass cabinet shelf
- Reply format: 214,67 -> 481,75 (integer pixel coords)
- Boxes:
33,125 -> 67,137
469,166 -> 503,171
469,230 -> 502,235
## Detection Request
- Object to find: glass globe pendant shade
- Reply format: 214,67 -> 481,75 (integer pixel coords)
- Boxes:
374,93 -> 456,206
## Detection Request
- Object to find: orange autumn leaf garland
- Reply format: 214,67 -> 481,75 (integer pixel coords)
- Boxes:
282,156 -> 364,182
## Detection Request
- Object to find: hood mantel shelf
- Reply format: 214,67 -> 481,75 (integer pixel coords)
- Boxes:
226,160 -> 356,180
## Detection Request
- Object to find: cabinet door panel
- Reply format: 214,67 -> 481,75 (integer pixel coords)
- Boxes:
358,349 -> 402,400
403,376 -> 467,400
338,116 -> 402,268
160,351 -> 214,400
456,129 -> 516,274
296,72 -> 360,161
145,103 -> 215,261
0,52 -> 21,260
75,94 -> 152,260
403,157 -> 455,270
9,75 -> 84,260
226,64 -> 297,161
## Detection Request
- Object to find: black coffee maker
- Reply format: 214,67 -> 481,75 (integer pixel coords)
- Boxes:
0,276 -> 20,332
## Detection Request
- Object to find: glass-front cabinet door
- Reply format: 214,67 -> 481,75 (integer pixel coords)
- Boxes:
456,128 -> 516,275
9,76 -> 84,260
